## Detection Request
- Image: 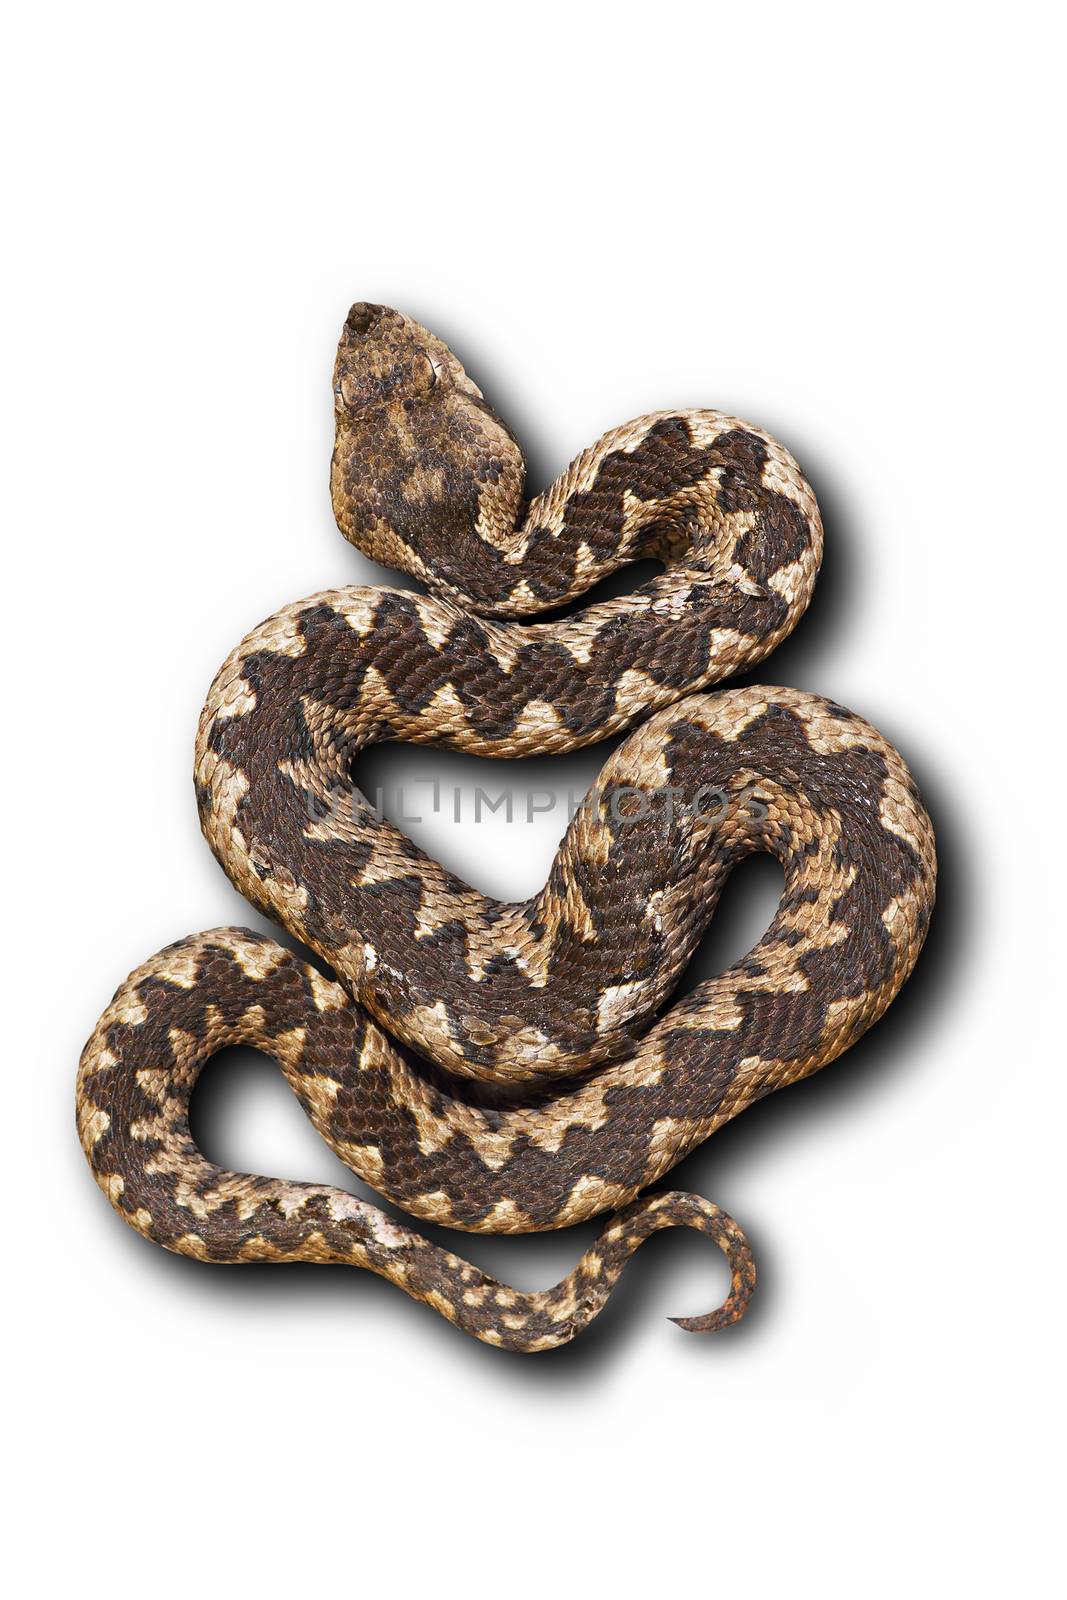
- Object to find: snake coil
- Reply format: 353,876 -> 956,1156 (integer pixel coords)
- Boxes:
77,305 -> 935,1350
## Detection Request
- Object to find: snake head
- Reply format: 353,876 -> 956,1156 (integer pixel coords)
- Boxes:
331,303 -> 526,604
333,303 -> 479,416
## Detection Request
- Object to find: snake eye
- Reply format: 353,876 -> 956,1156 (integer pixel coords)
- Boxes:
337,371 -> 375,411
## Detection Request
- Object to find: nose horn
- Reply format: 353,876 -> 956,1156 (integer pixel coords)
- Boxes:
343,302 -> 388,339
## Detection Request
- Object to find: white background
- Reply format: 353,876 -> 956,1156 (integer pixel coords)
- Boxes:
4,4 -> 1062,1595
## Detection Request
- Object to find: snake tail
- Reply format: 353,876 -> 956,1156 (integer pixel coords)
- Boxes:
77,935 -> 753,1351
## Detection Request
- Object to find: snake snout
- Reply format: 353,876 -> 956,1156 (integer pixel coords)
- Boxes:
343,301 -> 388,339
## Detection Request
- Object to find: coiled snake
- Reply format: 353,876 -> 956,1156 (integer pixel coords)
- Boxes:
76,304 -> 936,1350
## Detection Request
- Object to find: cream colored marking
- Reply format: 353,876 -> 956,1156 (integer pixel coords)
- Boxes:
762,446 -> 822,521
423,1290 -> 457,1322
879,785 -> 929,860
509,698 -> 564,741
176,1233 -> 211,1260
535,864 -> 597,948
135,1068 -> 172,1104
881,878 -> 928,949
515,1076 -> 631,1146
613,667 -> 663,718
661,992 -> 745,1030
99,1172 -> 124,1203
547,1284 -> 581,1324
574,540 -> 598,578
557,622 -> 602,666
501,536 -> 530,564
80,1105 -> 110,1147
608,731 -> 672,794
409,998 -> 456,1058
222,931 -> 290,980
113,994 -> 148,1026
300,1073 -> 342,1123
401,461 -> 447,506
356,1022 -> 398,1077
553,1173 -> 636,1226
324,1190 -> 384,1235
211,675 -> 257,722
412,596 -> 459,650
194,749 -> 249,859
506,580 -> 538,609
618,413 -> 676,453
338,590 -> 384,637
413,885 -> 468,943
480,624 -> 522,675
619,485 -> 650,534
768,557 -> 812,606
236,1236 -> 286,1262
150,943 -> 204,990
824,993 -> 874,1036
682,411 -> 743,450
650,584 -> 694,618
420,681 -> 467,731
647,1115 -> 700,1160
731,1054 -> 784,1096
270,1183 -> 313,1220
496,1024 -> 563,1075
237,606 -> 310,660
461,906 -> 533,983
405,1088 -> 514,1170
597,980 -> 648,1032
355,847 -> 406,891
334,1141 -> 386,1188
308,969 -> 348,1011
79,1042 -> 117,1080
228,1002 -> 268,1045
522,1115 -> 572,1156
480,1197 -> 533,1233
708,626 -> 749,663
266,1025 -> 307,1070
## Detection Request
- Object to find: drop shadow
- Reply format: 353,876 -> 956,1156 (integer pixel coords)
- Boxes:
96,1199 -> 765,1384
97,1148 -> 765,1386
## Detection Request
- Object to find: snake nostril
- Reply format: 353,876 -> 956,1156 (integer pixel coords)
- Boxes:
345,302 -> 383,337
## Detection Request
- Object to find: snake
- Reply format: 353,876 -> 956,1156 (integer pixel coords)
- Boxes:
76,303 -> 936,1351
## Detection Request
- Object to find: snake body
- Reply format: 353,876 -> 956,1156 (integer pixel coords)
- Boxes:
76,304 -> 936,1350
